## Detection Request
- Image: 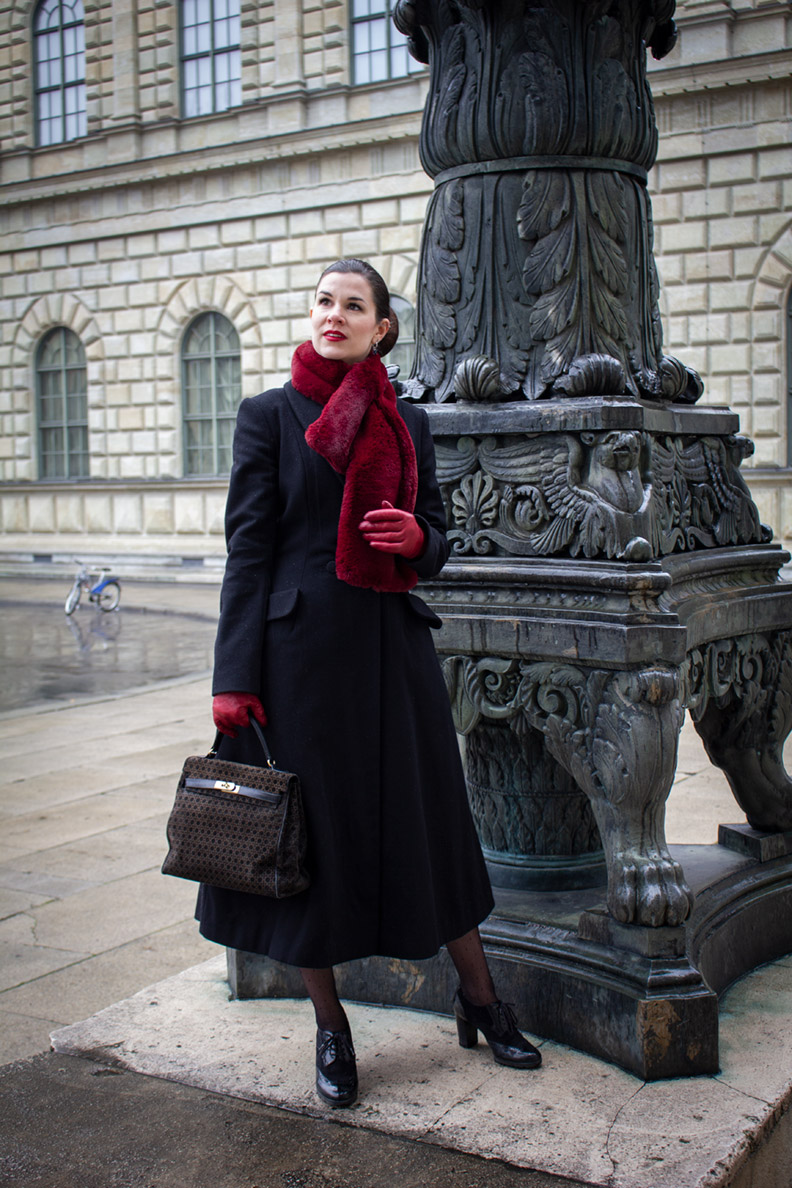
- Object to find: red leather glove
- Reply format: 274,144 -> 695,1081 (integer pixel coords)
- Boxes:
212,692 -> 267,738
359,500 -> 425,560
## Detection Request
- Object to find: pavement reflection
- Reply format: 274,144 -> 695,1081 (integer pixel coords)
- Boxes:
0,582 -> 218,711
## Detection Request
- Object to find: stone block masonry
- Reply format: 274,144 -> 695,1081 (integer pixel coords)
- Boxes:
648,0 -> 792,503
0,0 -> 790,549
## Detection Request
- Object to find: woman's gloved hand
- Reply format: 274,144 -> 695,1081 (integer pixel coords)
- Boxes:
359,500 -> 425,559
212,692 -> 267,738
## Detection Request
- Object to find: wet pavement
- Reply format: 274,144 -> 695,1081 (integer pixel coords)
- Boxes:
0,579 -> 218,712
2,575 -> 792,1185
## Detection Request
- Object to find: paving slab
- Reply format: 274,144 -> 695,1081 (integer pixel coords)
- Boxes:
0,720 -> 209,793
0,1010 -> 63,1066
0,886 -> 51,920
665,772 -> 744,846
50,954 -> 792,1188
1,734 -> 206,786
0,920 -> 215,1027
0,867 -> 99,900
0,784 -> 173,853
2,867 -> 200,956
0,938 -> 89,993
0,816 -> 173,886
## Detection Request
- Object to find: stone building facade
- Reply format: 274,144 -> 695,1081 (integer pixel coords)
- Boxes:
648,0 -> 792,542
0,0 -> 790,559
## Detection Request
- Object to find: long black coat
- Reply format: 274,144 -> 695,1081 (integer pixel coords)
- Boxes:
196,381 -> 494,968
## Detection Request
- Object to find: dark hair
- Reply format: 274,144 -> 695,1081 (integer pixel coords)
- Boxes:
318,258 -> 399,356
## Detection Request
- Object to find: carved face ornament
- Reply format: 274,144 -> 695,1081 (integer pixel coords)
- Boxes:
586,431 -> 642,474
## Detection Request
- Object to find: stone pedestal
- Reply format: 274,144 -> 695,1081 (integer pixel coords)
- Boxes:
227,0 -> 792,1079
227,393 -> 792,1078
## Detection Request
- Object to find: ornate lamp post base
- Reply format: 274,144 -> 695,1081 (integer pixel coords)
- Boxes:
227,392 -> 792,1080
229,0 -> 792,1080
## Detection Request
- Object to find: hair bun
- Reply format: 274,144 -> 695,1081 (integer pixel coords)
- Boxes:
378,305 -> 399,357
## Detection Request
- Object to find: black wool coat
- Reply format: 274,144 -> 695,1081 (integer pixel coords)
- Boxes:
195,381 -> 494,968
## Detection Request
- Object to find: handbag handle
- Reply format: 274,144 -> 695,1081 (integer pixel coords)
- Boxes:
209,713 -> 276,769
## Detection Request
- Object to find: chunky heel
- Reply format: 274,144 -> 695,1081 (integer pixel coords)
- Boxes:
455,1012 -> 478,1049
452,987 -> 542,1070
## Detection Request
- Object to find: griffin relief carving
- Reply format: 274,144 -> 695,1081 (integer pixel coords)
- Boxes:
435,429 -> 765,561
443,429 -> 652,560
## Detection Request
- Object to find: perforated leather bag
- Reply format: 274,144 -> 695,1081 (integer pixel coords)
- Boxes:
162,718 -> 309,898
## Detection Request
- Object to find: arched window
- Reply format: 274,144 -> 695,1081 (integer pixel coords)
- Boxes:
33,0 -> 87,147
387,294 -> 417,380
182,312 -> 241,475
351,1 -> 426,85
181,0 -> 241,118
36,327 -> 89,479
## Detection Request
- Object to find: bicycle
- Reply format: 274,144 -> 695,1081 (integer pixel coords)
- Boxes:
64,562 -> 122,615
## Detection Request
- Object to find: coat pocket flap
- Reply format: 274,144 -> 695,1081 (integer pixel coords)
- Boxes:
267,588 -> 299,621
406,592 -> 443,629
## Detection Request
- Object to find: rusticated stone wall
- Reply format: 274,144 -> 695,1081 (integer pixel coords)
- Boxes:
0,0 -> 790,549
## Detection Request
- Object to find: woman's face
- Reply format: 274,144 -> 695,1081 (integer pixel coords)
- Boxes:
310,272 -> 390,364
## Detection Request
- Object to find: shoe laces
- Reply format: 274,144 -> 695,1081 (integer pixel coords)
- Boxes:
318,1030 -> 355,1064
488,999 -> 519,1038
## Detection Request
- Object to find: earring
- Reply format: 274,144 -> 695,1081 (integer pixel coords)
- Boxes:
370,340 -> 380,355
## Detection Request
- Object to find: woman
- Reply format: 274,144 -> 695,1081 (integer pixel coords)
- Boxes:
197,259 -> 541,1107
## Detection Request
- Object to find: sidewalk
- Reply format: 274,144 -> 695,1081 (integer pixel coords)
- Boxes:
1,579 -> 792,1186
0,580 -> 219,1064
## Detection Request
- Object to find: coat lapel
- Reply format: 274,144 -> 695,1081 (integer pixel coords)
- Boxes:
284,381 -> 344,487
284,381 -> 322,432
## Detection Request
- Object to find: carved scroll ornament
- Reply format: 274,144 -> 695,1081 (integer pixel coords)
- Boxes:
685,630 -> 792,832
443,653 -> 691,925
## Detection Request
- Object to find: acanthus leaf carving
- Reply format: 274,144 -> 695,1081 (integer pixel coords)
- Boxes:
408,0 -> 684,402
519,51 -> 569,155
520,170 -> 630,385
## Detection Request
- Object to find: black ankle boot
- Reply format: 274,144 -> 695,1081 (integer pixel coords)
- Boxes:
453,988 -> 542,1069
315,1027 -> 358,1107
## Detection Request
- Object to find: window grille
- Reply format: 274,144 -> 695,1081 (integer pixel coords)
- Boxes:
182,313 -> 241,475
351,0 -> 425,85
33,0 -> 87,147
181,0 -> 241,118
36,327 -> 89,479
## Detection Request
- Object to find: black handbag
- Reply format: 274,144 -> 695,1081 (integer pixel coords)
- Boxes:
162,716 -> 309,898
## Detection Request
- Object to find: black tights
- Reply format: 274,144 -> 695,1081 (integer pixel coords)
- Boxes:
300,926 -> 497,1032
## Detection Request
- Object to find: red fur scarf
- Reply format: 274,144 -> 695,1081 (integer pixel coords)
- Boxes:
292,341 -> 419,593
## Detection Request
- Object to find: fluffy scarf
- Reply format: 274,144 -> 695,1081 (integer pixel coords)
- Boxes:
291,341 -> 419,593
